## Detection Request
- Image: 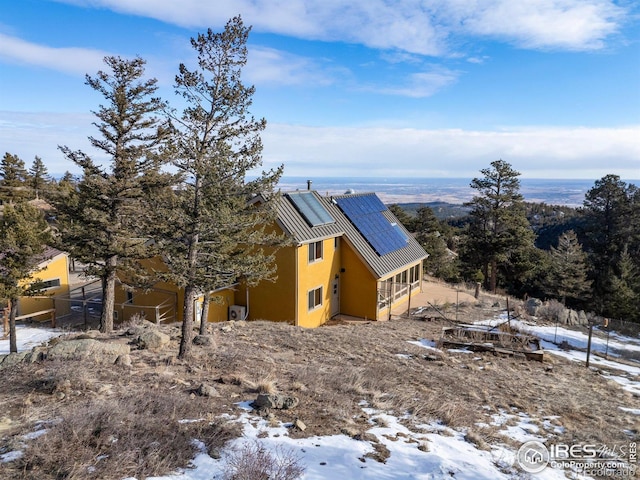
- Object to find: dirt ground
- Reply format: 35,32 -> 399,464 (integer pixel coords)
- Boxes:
1,279 -> 639,479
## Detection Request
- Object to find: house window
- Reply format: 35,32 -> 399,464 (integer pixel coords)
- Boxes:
409,264 -> 421,284
308,241 -> 323,263
308,286 -> 323,311
40,279 -> 61,289
126,291 -> 134,304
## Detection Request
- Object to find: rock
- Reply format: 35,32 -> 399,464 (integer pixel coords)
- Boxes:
0,351 -> 31,369
492,301 -> 501,308
137,330 -> 170,350
196,383 -> 219,397
525,298 -> 543,316
558,308 -> 569,324
578,310 -> 588,326
253,393 -> 299,410
567,310 -> 579,326
221,324 -> 233,333
47,339 -> 130,364
294,419 -> 306,431
76,330 -> 101,339
193,335 -> 213,346
115,354 -> 132,367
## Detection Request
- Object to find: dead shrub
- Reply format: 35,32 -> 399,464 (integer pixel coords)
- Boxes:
15,391 -> 201,480
195,421 -> 243,459
536,299 -> 565,322
222,440 -> 305,480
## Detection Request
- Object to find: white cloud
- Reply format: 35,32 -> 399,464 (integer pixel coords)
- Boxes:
0,112 -> 103,176
450,0 -> 625,51
56,0 -> 627,54
0,33 -> 109,76
2,111 -> 637,180
261,123 -> 640,179
246,46 -> 341,87
364,67 -> 460,98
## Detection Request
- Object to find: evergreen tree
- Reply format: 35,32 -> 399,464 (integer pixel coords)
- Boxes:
29,156 -> 50,200
0,202 -> 51,353
582,175 -> 639,319
414,206 -> 459,280
548,230 -> 591,307
0,153 -> 29,204
460,160 -> 536,292
53,56 -> 171,333
606,247 -> 640,321
157,16 -> 284,358
388,204 -> 414,230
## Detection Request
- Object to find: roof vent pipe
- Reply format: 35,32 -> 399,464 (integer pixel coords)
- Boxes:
307,179 -> 312,191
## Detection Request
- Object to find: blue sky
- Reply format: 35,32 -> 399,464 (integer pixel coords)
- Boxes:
1,0 -> 639,179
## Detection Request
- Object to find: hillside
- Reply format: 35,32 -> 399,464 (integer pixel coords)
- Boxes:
1,282 -> 639,479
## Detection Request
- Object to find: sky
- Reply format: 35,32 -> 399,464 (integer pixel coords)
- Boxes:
0,0 -> 639,180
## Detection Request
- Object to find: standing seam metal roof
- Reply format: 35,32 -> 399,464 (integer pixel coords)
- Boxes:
276,191 -> 428,279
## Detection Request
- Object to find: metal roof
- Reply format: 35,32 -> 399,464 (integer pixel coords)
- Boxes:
277,191 -> 428,279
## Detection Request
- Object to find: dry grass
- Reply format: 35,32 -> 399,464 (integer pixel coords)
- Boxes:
1,309 -> 639,479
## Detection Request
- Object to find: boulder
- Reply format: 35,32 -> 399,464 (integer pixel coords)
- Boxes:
47,339 -> 130,364
195,383 -> 219,397
137,330 -> 170,350
253,393 -> 299,410
578,310 -> 588,326
115,354 -> 132,367
525,298 -> 543,316
567,310 -> 579,326
193,335 -> 213,346
0,351 -> 31,369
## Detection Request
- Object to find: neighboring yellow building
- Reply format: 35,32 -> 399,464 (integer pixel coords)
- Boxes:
115,190 -> 428,329
237,190 -> 428,328
112,257 -> 235,325
18,247 -> 71,319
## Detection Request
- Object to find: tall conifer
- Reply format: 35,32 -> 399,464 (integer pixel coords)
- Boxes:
157,17 -> 284,358
0,202 -> 51,352
53,56 -> 170,333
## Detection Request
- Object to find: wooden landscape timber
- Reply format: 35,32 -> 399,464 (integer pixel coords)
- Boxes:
439,324 -> 544,362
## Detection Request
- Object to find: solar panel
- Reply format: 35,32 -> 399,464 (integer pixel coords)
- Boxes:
336,195 -> 408,256
286,192 -> 334,227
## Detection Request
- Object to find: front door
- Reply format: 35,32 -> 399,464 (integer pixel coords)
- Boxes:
331,277 -> 340,317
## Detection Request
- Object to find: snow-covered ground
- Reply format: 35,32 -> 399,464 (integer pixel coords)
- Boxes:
3,317 -> 639,480
0,324 -> 63,355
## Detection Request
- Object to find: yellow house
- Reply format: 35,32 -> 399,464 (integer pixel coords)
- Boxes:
115,190 -> 427,329
236,190 -> 428,328
113,257 -> 235,325
17,247 -> 71,319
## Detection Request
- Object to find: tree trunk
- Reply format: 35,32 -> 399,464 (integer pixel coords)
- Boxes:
179,284 -> 196,359
9,297 -> 18,353
199,294 -> 210,335
489,258 -> 497,293
100,255 -> 118,333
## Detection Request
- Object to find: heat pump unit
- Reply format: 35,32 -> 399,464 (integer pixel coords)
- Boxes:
229,305 -> 246,321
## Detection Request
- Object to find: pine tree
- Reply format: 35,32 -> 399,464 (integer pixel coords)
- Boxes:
606,247 -> 639,321
0,202 -> 51,353
0,153 -> 29,204
461,160 -> 536,292
388,204 -> 414,230
53,56 -> 171,333
414,206 -> 458,280
582,175 -> 640,319
157,16 -> 284,358
548,230 -> 591,307
29,156 -> 50,200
